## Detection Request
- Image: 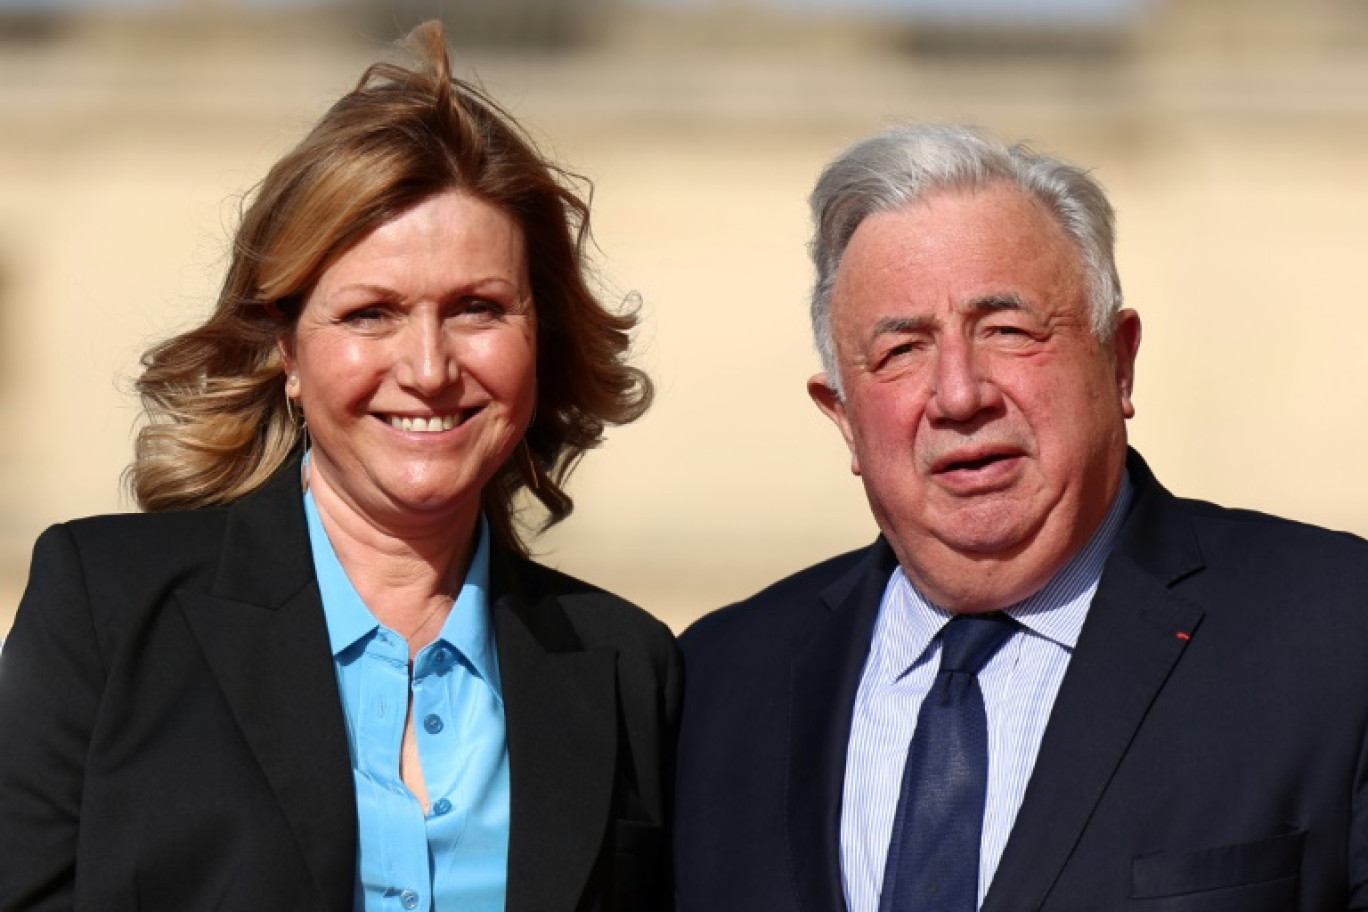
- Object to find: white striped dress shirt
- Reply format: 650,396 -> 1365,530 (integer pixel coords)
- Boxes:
840,474 -> 1133,911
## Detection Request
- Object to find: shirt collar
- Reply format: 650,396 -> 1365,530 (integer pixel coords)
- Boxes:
304,487 -> 502,699
872,470 -> 1134,680
305,488 -> 377,657
1010,470 -> 1133,649
432,513 -> 501,699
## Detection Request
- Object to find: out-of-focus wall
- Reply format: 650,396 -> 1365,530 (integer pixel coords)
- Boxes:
2,0 -> 1367,634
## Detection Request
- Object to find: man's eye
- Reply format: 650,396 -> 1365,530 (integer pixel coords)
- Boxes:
987,323 -> 1035,341
874,341 -> 920,370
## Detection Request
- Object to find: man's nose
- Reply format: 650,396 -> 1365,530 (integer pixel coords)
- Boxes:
925,340 -> 1000,423
394,317 -> 457,395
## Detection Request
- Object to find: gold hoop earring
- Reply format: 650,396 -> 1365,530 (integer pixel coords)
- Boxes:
291,402 -> 312,491
284,373 -> 302,421
520,440 -> 542,495
284,380 -> 310,457
519,397 -> 542,494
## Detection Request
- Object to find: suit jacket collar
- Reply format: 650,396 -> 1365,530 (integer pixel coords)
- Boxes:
490,547 -> 621,912
787,537 -> 899,912
176,456 -> 358,912
785,451 -> 1206,912
982,449 -> 1207,911
178,457 -> 621,912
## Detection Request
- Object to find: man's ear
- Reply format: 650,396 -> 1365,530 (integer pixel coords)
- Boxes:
808,372 -> 862,476
1112,308 -> 1141,419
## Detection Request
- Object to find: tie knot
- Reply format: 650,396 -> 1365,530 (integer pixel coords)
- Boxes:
937,612 -> 1017,675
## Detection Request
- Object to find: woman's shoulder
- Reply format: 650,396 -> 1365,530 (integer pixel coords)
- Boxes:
53,505 -> 230,554
502,554 -> 677,652
60,503 -> 230,535
33,506 -> 233,593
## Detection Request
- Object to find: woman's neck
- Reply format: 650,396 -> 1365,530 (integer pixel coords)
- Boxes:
306,468 -> 480,648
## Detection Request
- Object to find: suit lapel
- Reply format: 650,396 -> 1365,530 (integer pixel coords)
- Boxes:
176,459 -> 357,911
494,554 -> 619,912
983,453 -> 1206,912
787,540 -> 898,912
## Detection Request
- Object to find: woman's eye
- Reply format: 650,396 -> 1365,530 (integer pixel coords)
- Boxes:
456,297 -> 512,321
342,306 -> 387,325
465,298 -> 505,316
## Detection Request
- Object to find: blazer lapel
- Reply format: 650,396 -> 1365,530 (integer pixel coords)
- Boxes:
983,453 -> 1206,912
494,554 -> 619,912
787,540 -> 898,912
176,460 -> 358,911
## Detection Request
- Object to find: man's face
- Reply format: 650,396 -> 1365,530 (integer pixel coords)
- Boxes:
810,184 -> 1140,612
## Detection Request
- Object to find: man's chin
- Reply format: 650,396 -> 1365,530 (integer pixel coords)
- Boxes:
929,501 -> 1042,556
886,516 -> 1060,610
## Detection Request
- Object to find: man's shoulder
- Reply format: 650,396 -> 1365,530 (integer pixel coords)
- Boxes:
681,541 -> 879,653
1130,450 -> 1368,562
1130,481 -> 1368,612
1176,495 -> 1368,564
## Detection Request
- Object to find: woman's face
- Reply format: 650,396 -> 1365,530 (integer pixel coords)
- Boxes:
281,189 -> 536,535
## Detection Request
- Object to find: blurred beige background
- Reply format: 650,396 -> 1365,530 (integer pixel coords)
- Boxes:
2,0 -> 1367,635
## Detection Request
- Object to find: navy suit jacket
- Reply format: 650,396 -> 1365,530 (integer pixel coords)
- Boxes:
0,458 -> 680,912
675,451 -> 1368,910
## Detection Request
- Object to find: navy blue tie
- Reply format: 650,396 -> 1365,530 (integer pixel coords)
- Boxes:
878,612 -> 1018,912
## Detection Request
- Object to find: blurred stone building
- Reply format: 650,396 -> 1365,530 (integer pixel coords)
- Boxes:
2,0 -> 1367,632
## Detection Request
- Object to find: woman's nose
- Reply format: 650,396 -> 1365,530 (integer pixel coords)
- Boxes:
394,317 -> 456,395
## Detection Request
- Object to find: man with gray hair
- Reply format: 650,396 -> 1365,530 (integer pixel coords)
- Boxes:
673,125 -> 1368,911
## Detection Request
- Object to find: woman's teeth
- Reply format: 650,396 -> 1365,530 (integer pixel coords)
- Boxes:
390,415 -> 459,433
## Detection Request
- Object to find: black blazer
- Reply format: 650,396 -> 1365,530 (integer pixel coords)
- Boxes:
0,459 -> 680,912
675,450 -> 1368,911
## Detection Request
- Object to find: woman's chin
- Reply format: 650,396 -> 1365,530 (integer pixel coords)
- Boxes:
377,485 -> 484,523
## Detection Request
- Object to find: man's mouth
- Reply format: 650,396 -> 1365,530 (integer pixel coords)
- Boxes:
929,446 -> 1025,482
938,452 -> 1014,473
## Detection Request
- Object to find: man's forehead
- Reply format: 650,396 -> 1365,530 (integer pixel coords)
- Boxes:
832,189 -> 1085,317
852,186 -> 1065,259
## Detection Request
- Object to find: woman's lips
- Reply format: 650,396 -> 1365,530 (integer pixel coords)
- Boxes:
382,410 -> 473,433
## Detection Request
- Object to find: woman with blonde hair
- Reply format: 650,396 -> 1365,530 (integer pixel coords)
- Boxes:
0,21 -> 677,912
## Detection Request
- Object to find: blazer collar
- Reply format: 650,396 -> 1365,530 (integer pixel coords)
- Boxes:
179,459 -> 624,912
983,449 -> 1207,911
787,538 -> 899,912
175,455 -> 358,912
490,547 -> 621,912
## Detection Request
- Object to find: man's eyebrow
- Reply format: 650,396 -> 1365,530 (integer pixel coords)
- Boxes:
870,316 -> 931,337
867,295 -> 1024,337
971,293 -> 1025,313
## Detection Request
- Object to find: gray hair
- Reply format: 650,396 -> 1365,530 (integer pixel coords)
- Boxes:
809,125 -> 1123,392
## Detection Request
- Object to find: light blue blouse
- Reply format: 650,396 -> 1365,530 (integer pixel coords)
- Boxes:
304,489 -> 510,912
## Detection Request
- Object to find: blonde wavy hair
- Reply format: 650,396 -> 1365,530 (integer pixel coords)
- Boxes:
130,20 -> 652,555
